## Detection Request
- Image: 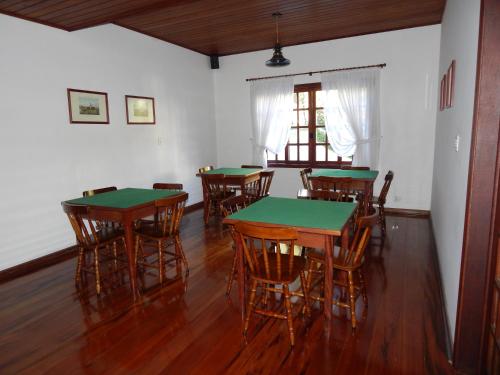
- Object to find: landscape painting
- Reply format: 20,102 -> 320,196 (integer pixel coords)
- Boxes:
126,95 -> 155,125
67,88 -> 109,124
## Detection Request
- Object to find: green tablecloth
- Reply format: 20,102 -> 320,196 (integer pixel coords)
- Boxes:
202,168 -> 261,176
311,169 -> 378,180
65,188 -> 183,209
227,196 -> 356,231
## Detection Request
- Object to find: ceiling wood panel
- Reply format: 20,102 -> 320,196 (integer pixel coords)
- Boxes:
0,0 -> 445,56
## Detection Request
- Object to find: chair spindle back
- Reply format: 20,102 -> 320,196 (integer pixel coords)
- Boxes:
234,223 -> 298,281
241,165 -> 263,169
62,202 -> 100,247
378,171 -> 394,205
155,192 -> 188,237
342,210 -> 379,267
198,165 -> 214,174
82,186 -> 117,197
153,183 -> 183,190
299,168 -> 313,189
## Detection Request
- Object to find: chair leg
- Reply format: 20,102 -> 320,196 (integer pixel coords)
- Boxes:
358,269 -> 368,308
226,251 -> 238,296
203,198 -> 210,225
175,235 -> 189,272
113,241 -> 118,270
94,246 -> 101,295
244,279 -> 258,338
347,271 -> 356,329
75,246 -> 84,287
379,204 -> 386,239
283,284 -> 295,346
299,271 -> 311,317
158,240 -> 164,284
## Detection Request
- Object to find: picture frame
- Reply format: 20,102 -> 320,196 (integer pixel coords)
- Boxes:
446,60 -> 455,108
125,95 -> 156,125
67,88 -> 109,124
440,77 -> 446,111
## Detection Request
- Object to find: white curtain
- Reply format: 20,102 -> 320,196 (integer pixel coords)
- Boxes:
321,68 -> 381,169
250,77 -> 294,167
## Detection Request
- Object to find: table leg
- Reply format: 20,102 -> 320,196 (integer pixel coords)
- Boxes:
236,236 -> 246,326
324,235 -> 333,320
123,220 -> 139,299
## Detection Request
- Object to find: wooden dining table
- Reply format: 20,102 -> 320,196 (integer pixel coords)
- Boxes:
197,167 -> 265,219
223,196 -> 357,323
308,169 -> 379,214
64,187 -> 184,298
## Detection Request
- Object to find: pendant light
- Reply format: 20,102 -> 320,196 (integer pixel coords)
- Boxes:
266,12 -> 290,67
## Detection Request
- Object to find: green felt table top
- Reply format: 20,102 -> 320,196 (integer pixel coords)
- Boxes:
65,188 -> 183,209
226,196 -> 357,232
202,168 -> 262,176
311,169 -> 378,180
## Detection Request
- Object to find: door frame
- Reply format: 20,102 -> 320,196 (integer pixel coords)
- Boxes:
453,0 -> 500,373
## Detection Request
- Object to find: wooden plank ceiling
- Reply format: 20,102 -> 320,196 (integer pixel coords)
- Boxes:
0,0 -> 445,56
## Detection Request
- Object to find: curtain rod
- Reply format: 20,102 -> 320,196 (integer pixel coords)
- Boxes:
245,63 -> 386,82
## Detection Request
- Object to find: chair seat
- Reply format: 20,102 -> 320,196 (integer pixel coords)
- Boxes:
87,227 -> 124,246
306,246 -> 359,270
134,223 -> 177,240
252,253 -> 306,283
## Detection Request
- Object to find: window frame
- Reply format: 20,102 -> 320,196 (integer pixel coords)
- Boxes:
267,83 -> 352,168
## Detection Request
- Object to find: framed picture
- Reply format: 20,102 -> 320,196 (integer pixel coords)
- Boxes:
125,95 -> 155,125
67,88 -> 109,124
447,60 -> 455,108
440,77 -> 446,111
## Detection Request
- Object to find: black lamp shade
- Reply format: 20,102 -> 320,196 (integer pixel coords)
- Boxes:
265,43 -> 290,67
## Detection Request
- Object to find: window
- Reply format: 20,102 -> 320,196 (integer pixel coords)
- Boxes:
267,83 -> 352,168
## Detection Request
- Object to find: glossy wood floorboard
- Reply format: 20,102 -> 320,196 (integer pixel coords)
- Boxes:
0,211 -> 453,374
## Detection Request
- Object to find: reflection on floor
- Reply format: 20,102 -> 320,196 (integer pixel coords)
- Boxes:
0,210 -> 453,374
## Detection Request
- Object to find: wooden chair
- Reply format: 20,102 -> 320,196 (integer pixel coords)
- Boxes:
299,168 -> 312,189
298,188 -> 349,202
62,202 -> 126,295
201,174 -> 234,224
241,165 -> 263,169
153,183 -> 183,190
198,165 -> 214,174
309,176 -> 354,202
82,186 -> 117,197
371,171 -> 394,239
220,195 -> 250,295
341,166 -> 370,170
305,211 -> 378,329
82,186 -> 120,232
134,192 -> 189,283
234,222 -> 311,346
258,170 -> 274,199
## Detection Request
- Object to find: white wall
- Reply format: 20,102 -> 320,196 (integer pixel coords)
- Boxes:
0,14 -> 217,270
430,0 -> 480,343
214,25 -> 441,210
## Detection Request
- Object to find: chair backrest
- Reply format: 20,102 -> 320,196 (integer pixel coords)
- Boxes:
299,168 -> 313,189
241,165 -> 263,169
201,174 -> 227,198
310,176 -> 353,201
258,170 -> 274,198
220,194 -> 249,217
234,222 -> 299,281
302,189 -> 348,202
341,210 -> 379,267
61,202 -> 99,247
153,183 -> 183,190
198,165 -> 214,174
154,192 -> 188,236
82,186 -> 117,197
341,166 -> 370,170
378,171 -> 394,205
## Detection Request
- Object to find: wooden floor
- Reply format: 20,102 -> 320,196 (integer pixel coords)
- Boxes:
0,210 -> 453,374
